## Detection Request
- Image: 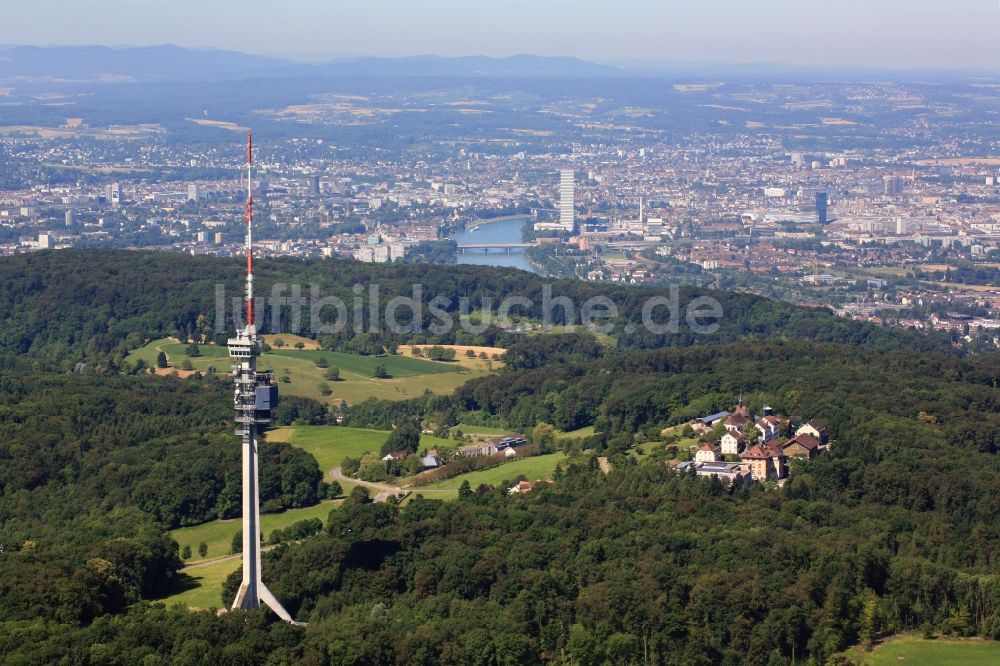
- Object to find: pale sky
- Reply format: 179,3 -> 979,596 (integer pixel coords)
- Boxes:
4,0 -> 1000,69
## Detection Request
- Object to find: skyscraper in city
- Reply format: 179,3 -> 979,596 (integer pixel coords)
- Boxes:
309,175 -> 320,196
106,182 -> 121,207
559,169 -> 575,231
187,184 -> 200,203
883,175 -> 903,196
816,192 -> 828,225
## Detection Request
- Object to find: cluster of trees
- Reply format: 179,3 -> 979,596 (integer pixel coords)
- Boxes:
414,345 -> 457,361
340,421 -> 426,480
267,517 -> 325,546
272,394 -> 337,426
399,240 -> 457,265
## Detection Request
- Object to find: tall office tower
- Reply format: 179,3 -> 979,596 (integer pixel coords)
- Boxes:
228,131 -> 295,624
816,192 -> 829,225
188,184 -> 200,203
65,210 -> 75,227
107,182 -> 121,207
559,169 -> 575,231
309,175 -> 320,196
883,175 -> 903,196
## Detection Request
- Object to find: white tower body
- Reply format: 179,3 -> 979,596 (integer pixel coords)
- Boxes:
228,131 -> 295,624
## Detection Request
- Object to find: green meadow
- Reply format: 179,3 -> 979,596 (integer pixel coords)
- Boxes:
163,558 -> 240,610
847,635 -> 1000,665
270,425 -> 454,474
170,500 -> 338,564
126,338 -> 492,404
417,452 -> 566,490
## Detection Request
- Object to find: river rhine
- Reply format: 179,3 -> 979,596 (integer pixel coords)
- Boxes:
453,216 -> 538,274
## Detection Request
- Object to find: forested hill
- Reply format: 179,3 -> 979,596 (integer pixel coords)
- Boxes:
0,249 -> 950,370
4,339 -> 1000,662
0,250 -> 997,663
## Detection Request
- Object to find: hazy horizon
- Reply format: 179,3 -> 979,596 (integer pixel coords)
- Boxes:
4,0 -> 1000,71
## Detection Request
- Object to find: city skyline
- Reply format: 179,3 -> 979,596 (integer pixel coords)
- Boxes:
4,0 -> 1000,70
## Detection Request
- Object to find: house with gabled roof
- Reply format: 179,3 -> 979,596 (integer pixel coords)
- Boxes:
795,420 -> 828,444
721,431 -> 742,456
782,433 -> 820,460
725,413 -> 749,434
741,442 -> 787,481
755,415 -> 783,442
695,442 -> 721,463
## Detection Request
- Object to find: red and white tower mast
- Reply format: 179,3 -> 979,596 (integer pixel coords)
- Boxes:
227,131 -> 294,623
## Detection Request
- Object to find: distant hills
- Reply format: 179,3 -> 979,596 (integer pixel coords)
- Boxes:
0,45 -> 284,83
0,45 -> 623,83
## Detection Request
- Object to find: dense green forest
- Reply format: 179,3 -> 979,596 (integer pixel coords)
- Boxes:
337,341 -> 1000,658
0,250 -> 950,372
0,250 -> 997,664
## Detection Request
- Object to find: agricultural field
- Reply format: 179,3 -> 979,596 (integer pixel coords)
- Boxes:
417,452 -> 567,490
170,500 -> 338,564
125,338 -> 494,404
844,634 -> 1000,665
398,344 -> 505,373
262,333 -> 319,350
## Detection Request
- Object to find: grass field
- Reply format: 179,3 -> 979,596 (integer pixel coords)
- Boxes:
270,425 -> 454,475
126,339 -> 493,405
631,440 -> 664,457
557,426 -> 596,439
418,452 -> 566,490
170,500 -> 339,564
846,634 -> 1000,665
162,558 -> 240,610
262,333 -> 318,350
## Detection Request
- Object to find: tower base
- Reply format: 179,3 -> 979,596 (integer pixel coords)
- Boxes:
232,579 -> 297,624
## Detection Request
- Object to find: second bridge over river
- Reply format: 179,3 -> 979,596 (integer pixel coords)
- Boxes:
457,242 -> 532,253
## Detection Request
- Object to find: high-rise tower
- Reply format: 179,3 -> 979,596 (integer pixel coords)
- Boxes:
559,169 -> 575,231
228,131 -> 294,623
815,192 -> 828,225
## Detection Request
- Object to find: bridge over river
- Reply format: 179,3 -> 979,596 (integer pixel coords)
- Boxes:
457,242 -> 532,253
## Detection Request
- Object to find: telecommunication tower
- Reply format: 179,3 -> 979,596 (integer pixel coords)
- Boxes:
228,131 -> 294,623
